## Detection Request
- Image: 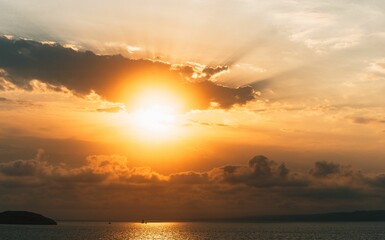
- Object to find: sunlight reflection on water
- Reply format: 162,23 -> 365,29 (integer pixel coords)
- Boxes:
1,221 -> 385,240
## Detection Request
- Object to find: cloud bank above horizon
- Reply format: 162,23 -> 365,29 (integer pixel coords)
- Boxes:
1,150 -> 385,220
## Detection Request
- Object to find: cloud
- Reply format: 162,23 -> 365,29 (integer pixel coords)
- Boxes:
1,151 -> 385,220
366,58 -> 385,81
0,149 -> 51,177
190,120 -> 230,128
366,174 -> 385,189
188,81 -> 255,109
352,117 -> 385,124
202,66 -> 229,79
0,159 -> 50,177
169,171 -> 209,184
96,106 -> 123,113
310,161 -> 341,177
0,37 -> 256,110
213,155 -> 307,188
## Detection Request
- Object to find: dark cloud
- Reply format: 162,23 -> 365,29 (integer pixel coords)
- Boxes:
0,37 -> 256,110
310,161 -> 341,177
55,169 -> 108,184
367,174 -> 385,188
1,151 -> 385,220
277,163 -> 289,177
353,117 -> 373,124
217,155 -> 308,188
188,81 -> 255,109
222,165 -> 240,174
0,149 -> 50,177
202,66 -> 229,78
172,65 -> 229,81
352,117 -> 385,124
249,155 -> 274,177
169,171 -> 209,184
0,159 -> 46,176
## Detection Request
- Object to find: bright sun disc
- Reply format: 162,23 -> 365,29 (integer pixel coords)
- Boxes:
132,104 -> 176,132
129,88 -> 182,139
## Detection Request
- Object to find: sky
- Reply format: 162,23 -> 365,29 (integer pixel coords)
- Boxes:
0,0 -> 385,221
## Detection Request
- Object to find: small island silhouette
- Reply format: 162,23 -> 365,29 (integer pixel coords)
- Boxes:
0,211 -> 57,225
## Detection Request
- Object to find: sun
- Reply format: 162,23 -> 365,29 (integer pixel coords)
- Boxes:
128,88 -> 182,139
132,103 -> 176,132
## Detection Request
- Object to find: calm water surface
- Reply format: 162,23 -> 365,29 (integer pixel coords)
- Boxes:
1,221 -> 385,240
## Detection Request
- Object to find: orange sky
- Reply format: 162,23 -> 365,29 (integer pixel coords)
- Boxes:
0,0 -> 385,221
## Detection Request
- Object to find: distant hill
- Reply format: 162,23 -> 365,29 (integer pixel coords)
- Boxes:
224,210 -> 385,222
0,211 -> 57,225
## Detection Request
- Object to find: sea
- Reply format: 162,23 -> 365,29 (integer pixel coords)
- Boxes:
1,221 -> 385,240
